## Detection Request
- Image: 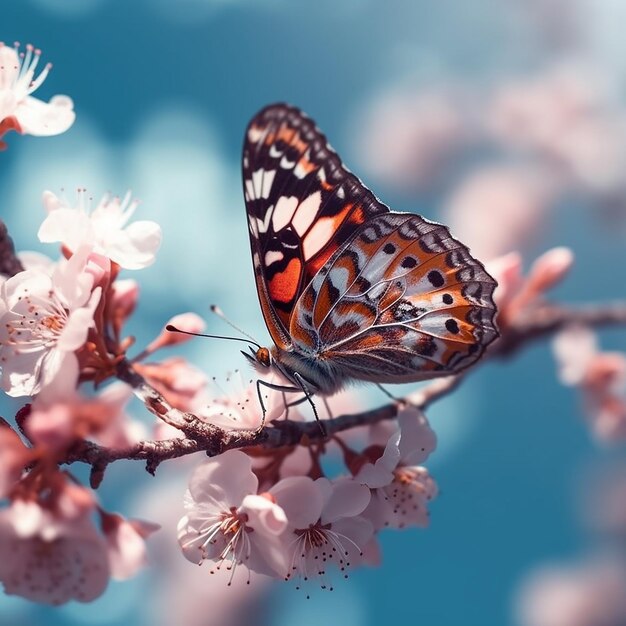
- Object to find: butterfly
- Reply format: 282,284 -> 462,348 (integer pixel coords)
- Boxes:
241,103 -> 498,419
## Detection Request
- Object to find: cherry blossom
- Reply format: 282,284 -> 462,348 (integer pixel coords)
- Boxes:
24,382 -> 145,451
178,450 -> 288,579
0,485 -> 110,605
271,475 -> 373,588
356,407 -> 438,530
0,246 -> 102,397
137,358 -> 209,414
0,42 -> 75,148
101,513 -> 160,580
488,247 -> 574,328
148,312 -> 206,351
553,326 -> 626,441
38,189 -> 162,270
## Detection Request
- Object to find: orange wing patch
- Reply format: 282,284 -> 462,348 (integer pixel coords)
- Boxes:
268,258 -> 302,304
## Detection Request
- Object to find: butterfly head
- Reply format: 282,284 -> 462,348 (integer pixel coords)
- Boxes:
241,345 -> 273,369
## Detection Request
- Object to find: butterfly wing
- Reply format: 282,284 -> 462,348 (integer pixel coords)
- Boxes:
290,212 -> 498,381
243,103 -> 388,349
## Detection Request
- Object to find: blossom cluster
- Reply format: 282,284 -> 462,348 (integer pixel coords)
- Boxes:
178,406 -> 437,589
0,184 -> 173,603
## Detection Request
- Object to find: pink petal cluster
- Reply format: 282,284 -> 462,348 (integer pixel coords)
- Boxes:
0,246 -> 102,398
0,470 -> 158,605
0,42 -> 75,148
178,450 -> 289,578
356,407 -> 437,529
487,247 -> 574,328
178,405 -> 438,590
39,190 -> 162,270
553,326 -> 626,441
24,381 -> 145,452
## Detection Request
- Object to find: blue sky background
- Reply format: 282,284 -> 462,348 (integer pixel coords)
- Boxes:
1,1 -> 626,625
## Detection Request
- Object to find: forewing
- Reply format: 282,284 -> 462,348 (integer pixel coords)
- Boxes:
243,103 -> 388,349
290,213 -> 498,381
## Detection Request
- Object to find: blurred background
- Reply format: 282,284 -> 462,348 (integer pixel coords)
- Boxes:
2,0 -> 626,624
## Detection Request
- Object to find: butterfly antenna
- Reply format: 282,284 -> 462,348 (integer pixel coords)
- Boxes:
166,325 -> 261,349
210,305 -> 261,346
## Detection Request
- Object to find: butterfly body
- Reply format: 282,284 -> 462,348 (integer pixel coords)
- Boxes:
243,104 -> 498,401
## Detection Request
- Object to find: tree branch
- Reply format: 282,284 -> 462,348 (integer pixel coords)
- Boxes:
57,300 -> 626,479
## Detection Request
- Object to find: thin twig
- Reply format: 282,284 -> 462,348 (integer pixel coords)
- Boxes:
55,300 -> 626,477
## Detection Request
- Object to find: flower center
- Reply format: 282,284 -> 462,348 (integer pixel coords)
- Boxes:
2,293 -> 68,353
295,521 -> 332,548
218,507 -> 249,538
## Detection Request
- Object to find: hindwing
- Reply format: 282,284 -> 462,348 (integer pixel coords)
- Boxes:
290,213 -> 498,381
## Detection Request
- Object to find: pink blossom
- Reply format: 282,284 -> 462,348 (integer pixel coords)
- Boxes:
0,246 -> 101,397
198,373 -> 289,430
24,382 -> 144,451
138,358 -> 209,413
489,247 -> 574,328
108,279 -> 139,328
0,42 -> 75,148
515,559 -> 626,626
178,450 -> 288,579
0,427 -> 32,498
0,486 -> 110,604
91,382 -> 147,448
38,190 -> 162,270
553,326 -> 626,441
146,312 -> 206,353
552,325 -> 598,386
101,513 -> 160,580
135,478 -> 273,626
356,407 -> 438,530
271,475 -> 373,587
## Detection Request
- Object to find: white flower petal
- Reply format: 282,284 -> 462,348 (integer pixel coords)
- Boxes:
188,450 -> 258,506
398,408 -> 437,465
38,208 -> 93,252
15,94 -> 75,136
0,347 -> 46,397
106,220 -> 162,269
321,478 -> 371,524
241,495 -> 288,536
0,90 -> 17,122
270,476 -> 323,528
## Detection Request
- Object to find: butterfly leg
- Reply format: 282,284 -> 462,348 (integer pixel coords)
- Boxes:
255,378 -> 302,434
292,372 -> 327,437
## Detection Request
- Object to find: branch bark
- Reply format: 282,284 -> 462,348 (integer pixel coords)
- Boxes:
58,300 -> 626,478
